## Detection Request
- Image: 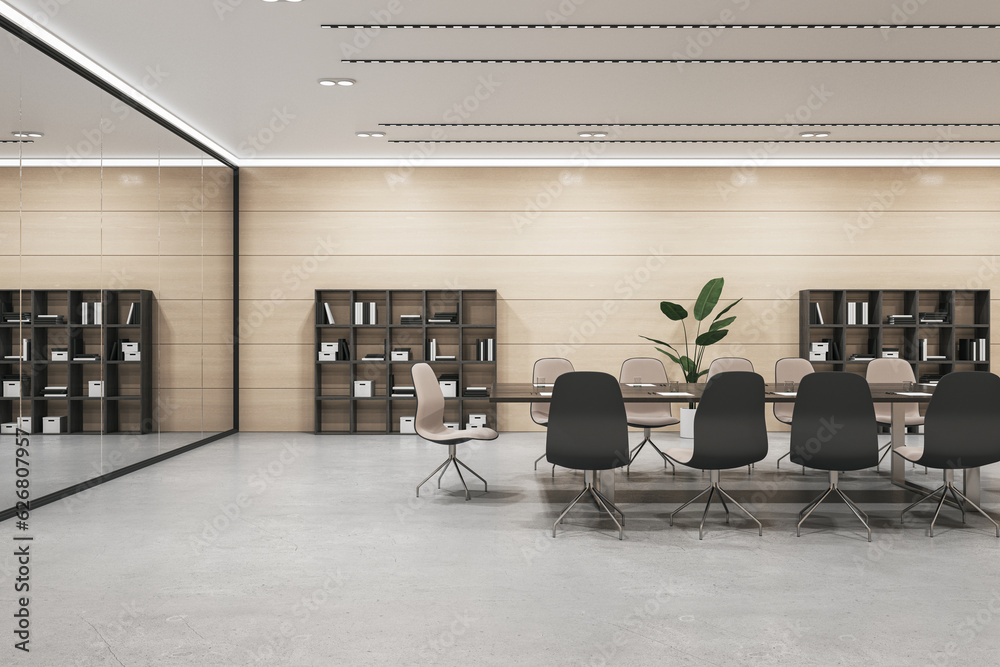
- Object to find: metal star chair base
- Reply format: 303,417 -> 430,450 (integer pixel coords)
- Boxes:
669,470 -> 762,540
775,451 -> 805,474
552,479 -> 624,540
626,428 -> 676,477
900,469 -> 1000,538
416,444 -> 487,501
797,471 -> 871,542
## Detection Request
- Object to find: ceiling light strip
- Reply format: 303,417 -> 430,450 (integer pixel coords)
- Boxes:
0,4 -> 238,166
346,59 -> 1000,64
380,123 -> 1000,128
322,24 -> 1000,30
388,140 -> 1000,144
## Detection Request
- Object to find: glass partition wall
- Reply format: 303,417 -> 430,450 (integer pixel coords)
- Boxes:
0,31 -> 236,513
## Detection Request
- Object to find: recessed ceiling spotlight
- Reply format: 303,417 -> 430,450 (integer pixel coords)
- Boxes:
11,131 -> 43,138
319,78 -> 356,86
578,131 -> 607,138
370,131 -> 385,138
356,131 -> 386,138
263,0 -> 301,3
800,130 -> 830,138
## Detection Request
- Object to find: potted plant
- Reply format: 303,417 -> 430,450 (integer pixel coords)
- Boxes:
640,277 -> 742,437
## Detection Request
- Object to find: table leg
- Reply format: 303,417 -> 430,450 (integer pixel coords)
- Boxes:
890,402 -> 906,487
964,468 -> 981,505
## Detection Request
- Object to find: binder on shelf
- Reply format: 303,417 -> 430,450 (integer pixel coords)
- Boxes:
337,338 -> 350,361
809,302 -> 824,325
400,314 -> 422,325
21,338 -> 31,362
475,338 -> 495,362
353,302 -> 378,325
125,302 -> 141,325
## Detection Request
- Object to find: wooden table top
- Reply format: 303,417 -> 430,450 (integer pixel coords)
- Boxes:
489,382 -> 935,403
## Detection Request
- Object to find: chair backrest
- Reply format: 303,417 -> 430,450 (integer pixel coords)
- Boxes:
545,372 -> 630,471
790,372 -> 878,471
865,358 -> 920,424
773,357 -> 814,424
530,358 -> 575,425
690,372 -> 768,469
922,372 -> 1000,469
619,357 -> 673,422
706,357 -> 754,381
413,363 -> 446,439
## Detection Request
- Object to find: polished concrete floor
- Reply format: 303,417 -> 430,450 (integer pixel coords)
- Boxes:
5,431 -> 1000,666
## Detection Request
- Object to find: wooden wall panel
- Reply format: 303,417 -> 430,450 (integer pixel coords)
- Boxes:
242,167 -> 1000,213
239,211 -> 1000,258
239,167 -> 1000,432
0,212 -> 22,255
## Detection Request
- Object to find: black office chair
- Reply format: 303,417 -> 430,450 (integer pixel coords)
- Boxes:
664,372 -> 768,540
413,363 -> 499,501
791,372 -> 879,542
546,372 -> 630,540
898,372 -> 1000,538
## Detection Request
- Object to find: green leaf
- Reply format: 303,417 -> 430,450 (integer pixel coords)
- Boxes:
693,278 -> 725,321
659,301 -> 688,320
694,369 -> 709,380
640,335 -> 679,355
656,348 -> 681,365
708,316 -> 736,332
695,329 -> 729,346
711,298 -> 743,322
678,356 -> 698,374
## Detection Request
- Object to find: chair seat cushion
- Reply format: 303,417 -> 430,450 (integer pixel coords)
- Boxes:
895,445 -> 924,463
664,448 -> 694,465
419,426 -> 499,443
627,416 -> 680,428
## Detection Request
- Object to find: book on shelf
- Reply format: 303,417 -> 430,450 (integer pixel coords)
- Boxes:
337,338 -> 350,361
887,314 -> 914,325
464,386 -> 489,397
400,314 -> 422,324
353,301 -> 378,325
21,338 -> 31,361
434,355 -> 456,361
81,301 -> 102,325
427,338 -> 437,361
323,303 -> 335,325
919,374 -> 943,385
125,302 -> 141,325
428,312 -> 458,324
362,353 -> 385,361
2,312 -> 30,323
73,353 -> 100,362
918,311 -> 949,324
848,354 -> 875,362
846,302 -> 869,325
919,338 -> 928,360
808,302 -> 824,325
35,314 -> 65,324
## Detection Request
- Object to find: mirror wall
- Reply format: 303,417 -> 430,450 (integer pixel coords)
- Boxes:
0,31 -> 235,509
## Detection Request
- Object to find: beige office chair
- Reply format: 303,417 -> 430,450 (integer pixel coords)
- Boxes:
619,357 -> 679,476
531,358 -> 575,473
706,357 -> 755,474
413,363 -> 498,500
706,357 -> 754,380
866,358 -> 925,471
773,357 -> 814,471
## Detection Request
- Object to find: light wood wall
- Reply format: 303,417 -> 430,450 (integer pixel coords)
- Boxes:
239,166 -> 1000,432
0,166 -> 234,432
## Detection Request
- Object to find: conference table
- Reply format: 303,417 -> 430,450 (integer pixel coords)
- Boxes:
490,381 -> 979,504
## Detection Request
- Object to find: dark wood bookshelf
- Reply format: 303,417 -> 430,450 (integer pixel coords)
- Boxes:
0,289 -> 153,434
799,289 -> 990,382
314,289 -> 497,434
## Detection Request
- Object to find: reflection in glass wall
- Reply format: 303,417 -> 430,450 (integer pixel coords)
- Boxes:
0,32 -> 234,510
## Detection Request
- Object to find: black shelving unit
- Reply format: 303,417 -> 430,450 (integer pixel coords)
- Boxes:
314,289 -> 497,434
799,289 -> 990,381
0,289 -> 154,434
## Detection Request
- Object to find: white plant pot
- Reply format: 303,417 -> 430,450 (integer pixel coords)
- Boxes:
680,408 -> 697,439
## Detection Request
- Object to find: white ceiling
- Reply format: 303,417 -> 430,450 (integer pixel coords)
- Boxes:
4,0 -> 1000,164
